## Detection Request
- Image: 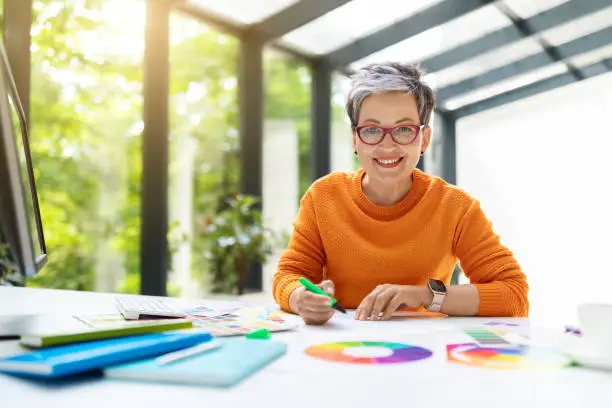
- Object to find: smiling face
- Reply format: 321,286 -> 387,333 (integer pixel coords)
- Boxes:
353,92 -> 431,184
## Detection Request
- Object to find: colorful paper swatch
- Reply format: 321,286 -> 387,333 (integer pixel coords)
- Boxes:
232,306 -> 289,324
190,313 -> 296,337
463,327 -> 510,345
447,343 -> 571,370
305,341 -> 432,364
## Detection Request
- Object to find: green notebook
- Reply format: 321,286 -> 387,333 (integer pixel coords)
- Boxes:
19,319 -> 193,348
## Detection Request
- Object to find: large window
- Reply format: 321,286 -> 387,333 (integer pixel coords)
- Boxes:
27,0 -> 145,292
331,72 -> 358,172
264,48 -> 311,201
167,12 -> 239,297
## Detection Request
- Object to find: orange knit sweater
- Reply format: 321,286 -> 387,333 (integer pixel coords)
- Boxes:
272,168 -> 528,317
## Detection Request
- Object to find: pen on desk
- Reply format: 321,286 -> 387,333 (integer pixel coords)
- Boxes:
156,340 -> 222,365
299,277 -> 347,314
564,326 -> 581,336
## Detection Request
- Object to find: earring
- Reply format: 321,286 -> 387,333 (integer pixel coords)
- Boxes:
420,152 -> 425,157
353,151 -> 357,156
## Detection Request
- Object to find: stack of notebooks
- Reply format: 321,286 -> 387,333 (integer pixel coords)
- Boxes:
0,318 -> 287,387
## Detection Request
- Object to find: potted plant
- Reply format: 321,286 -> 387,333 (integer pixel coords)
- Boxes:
201,193 -> 284,295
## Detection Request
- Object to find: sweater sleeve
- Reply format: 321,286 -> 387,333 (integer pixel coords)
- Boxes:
272,189 -> 326,312
453,199 -> 529,317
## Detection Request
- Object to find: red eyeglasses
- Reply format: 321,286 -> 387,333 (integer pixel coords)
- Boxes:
355,124 -> 425,145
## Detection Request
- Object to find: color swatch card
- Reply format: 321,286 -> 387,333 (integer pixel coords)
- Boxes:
447,343 -> 571,370
104,338 -> 287,387
231,305 -> 295,324
463,327 -> 511,345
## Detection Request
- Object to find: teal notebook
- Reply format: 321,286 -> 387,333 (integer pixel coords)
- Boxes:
0,332 -> 212,378
104,339 -> 286,387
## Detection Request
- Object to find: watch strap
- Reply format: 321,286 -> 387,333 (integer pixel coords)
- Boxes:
426,292 -> 445,312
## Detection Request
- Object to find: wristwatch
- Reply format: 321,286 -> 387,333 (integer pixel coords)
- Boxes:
425,279 -> 447,312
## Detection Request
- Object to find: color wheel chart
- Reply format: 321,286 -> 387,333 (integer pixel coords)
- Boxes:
447,343 -> 571,370
305,341 -> 432,364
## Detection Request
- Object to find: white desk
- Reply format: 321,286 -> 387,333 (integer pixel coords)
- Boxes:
1,287 -> 611,408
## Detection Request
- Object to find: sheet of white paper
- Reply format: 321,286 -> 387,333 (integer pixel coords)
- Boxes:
265,311 -> 460,379
324,310 -> 454,335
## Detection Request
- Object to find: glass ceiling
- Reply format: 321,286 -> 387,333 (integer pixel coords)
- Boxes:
348,4 -> 511,72
432,37 -> 545,88
442,62 -> 569,110
188,0 -> 300,25
501,0 -> 572,19
185,0 -> 612,112
278,0 -> 442,55
537,5 -> 612,46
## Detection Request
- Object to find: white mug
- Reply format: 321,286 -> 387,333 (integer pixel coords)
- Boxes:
577,303 -> 612,356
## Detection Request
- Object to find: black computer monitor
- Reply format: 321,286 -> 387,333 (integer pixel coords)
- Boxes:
0,42 -> 47,281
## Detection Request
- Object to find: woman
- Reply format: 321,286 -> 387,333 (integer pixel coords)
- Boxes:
272,62 -> 528,325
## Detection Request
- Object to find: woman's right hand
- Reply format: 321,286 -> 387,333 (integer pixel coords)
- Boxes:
289,280 -> 336,325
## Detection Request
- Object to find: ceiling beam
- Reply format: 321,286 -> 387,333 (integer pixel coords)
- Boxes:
437,25 -> 612,102
174,1 -> 246,37
253,0 -> 353,40
494,1 -> 583,81
174,1 -> 315,62
420,0 -> 612,74
324,0 -> 495,68
453,57 -> 612,118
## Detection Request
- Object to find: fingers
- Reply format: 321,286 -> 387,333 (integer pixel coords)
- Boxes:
302,301 -> 334,314
302,309 -> 335,325
291,278 -> 339,326
300,294 -> 334,324
355,285 -> 385,320
318,280 -> 335,296
381,294 -> 404,321
300,291 -> 332,312
294,286 -> 335,325
369,288 -> 395,320
355,295 -> 373,321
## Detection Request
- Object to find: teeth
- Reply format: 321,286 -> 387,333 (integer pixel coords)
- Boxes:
376,158 -> 400,165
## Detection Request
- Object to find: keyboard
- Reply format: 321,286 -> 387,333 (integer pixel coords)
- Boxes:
115,295 -> 188,320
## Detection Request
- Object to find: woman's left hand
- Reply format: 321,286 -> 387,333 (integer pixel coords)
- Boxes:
355,284 -> 430,321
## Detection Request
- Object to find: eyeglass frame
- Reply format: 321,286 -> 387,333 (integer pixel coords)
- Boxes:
354,124 -> 426,145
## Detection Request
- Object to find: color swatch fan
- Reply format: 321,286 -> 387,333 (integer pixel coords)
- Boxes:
447,343 -> 571,370
305,341 -> 432,364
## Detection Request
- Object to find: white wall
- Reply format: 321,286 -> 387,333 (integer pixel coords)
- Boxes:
456,72 -> 612,327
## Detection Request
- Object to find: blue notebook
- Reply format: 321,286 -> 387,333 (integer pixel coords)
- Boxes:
104,339 -> 287,387
0,332 -> 212,378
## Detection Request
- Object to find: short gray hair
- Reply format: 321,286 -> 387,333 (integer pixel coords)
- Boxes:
346,62 -> 436,127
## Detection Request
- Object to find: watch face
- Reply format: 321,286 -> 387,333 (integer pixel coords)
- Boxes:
429,279 -> 447,293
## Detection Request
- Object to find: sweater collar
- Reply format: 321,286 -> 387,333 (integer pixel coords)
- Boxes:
350,168 -> 429,220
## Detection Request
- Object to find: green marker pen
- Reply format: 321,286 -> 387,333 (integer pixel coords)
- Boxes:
299,277 -> 347,314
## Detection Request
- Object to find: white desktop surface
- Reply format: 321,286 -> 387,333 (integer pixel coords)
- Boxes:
1,286 -> 611,408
